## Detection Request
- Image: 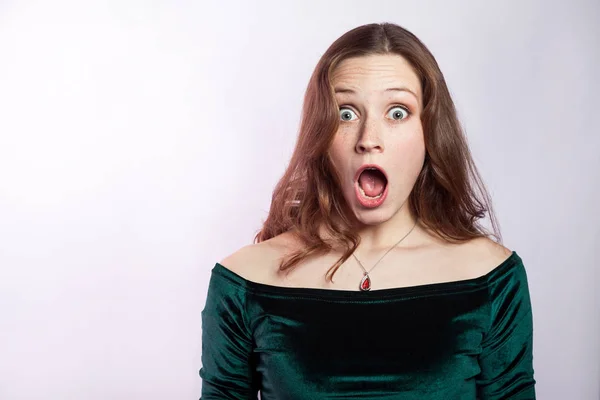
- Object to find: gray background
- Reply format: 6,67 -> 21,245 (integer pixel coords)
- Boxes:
0,0 -> 598,398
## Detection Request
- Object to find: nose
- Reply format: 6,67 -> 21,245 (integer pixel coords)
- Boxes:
355,121 -> 384,154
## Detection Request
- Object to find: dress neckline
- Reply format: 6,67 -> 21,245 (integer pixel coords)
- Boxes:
212,251 -> 522,301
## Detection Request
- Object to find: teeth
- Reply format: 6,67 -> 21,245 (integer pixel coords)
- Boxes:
358,185 -> 383,199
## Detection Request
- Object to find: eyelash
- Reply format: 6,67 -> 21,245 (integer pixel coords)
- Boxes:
338,104 -> 412,121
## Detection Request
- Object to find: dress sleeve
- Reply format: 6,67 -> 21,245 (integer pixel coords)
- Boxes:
476,256 -> 536,399
199,269 -> 259,399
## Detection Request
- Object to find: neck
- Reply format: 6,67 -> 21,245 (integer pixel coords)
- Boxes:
354,204 -> 421,253
316,203 -> 426,255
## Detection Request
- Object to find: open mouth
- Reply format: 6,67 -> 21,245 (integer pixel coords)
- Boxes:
354,165 -> 389,208
358,167 -> 387,198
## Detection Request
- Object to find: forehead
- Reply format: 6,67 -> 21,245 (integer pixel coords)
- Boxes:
331,54 -> 421,98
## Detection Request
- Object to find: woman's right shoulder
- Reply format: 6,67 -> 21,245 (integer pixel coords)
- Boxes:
218,231 -> 299,284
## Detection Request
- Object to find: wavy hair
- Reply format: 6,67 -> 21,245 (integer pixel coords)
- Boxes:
254,22 -> 501,281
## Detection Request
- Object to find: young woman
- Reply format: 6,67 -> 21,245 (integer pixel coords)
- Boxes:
199,22 -> 535,399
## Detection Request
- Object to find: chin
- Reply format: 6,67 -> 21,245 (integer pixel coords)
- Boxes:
352,206 -> 395,226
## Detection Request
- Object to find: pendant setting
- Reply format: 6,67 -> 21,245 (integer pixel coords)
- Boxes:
359,273 -> 371,291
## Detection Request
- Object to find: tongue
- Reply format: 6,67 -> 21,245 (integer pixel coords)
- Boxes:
359,170 -> 386,197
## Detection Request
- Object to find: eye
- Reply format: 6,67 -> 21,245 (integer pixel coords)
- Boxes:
339,107 -> 358,122
387,106 -> 409,121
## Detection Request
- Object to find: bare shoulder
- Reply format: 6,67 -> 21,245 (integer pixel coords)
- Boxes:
458,236 -> 514,278
218,231 -> 297,283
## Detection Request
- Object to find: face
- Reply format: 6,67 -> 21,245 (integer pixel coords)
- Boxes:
328,54 -> 426,226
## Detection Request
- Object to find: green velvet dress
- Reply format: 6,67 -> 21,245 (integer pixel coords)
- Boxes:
199,251 -> 535,399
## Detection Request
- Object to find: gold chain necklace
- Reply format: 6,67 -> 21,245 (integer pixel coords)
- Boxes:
351,219 -> 418,291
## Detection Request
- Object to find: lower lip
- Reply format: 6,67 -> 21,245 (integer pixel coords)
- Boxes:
354,182 -> 389,209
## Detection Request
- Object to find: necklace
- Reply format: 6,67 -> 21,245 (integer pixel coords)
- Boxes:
352,219 -> 419,291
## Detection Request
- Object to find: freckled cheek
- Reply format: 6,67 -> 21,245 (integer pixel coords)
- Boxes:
395,133 -> 425,159
388,129 -> 426,179
327,141 -> 352,185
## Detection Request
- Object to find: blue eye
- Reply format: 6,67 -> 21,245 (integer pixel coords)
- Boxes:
339,108 -> 357,122
387,106 -> 409,120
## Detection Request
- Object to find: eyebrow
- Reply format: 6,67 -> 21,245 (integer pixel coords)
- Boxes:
334,86 -> 419,100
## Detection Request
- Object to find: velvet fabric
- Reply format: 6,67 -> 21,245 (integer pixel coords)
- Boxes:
199,251 -> 535,399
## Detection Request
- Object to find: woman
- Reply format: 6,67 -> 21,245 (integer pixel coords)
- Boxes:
200,22 -> 535,399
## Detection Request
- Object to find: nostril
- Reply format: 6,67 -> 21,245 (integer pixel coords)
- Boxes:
357,143 -> 382,153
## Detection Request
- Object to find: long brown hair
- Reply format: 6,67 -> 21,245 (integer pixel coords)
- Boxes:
254,22 -> 501,281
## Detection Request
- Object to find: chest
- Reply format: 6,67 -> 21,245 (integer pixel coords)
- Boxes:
248,289 -> 490,399
266,249 -> 477,292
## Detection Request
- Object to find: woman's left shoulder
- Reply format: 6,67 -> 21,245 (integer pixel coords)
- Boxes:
457,237 -> 515,279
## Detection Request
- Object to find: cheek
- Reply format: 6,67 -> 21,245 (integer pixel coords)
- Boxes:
390,128 -> 426,177
405,133 -> 426,162
328,135 -> 351,175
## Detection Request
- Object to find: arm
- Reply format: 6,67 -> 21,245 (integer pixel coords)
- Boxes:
476,258 -> 536,399
199,270 -> 259,399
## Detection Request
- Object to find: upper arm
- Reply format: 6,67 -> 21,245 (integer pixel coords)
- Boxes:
200,260 -> 260,399
475,255 -> 536,399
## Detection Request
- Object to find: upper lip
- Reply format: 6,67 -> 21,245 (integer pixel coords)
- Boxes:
354,163 -> 388,183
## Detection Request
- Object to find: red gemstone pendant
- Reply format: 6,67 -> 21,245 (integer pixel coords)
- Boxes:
359,273 -> 371,291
